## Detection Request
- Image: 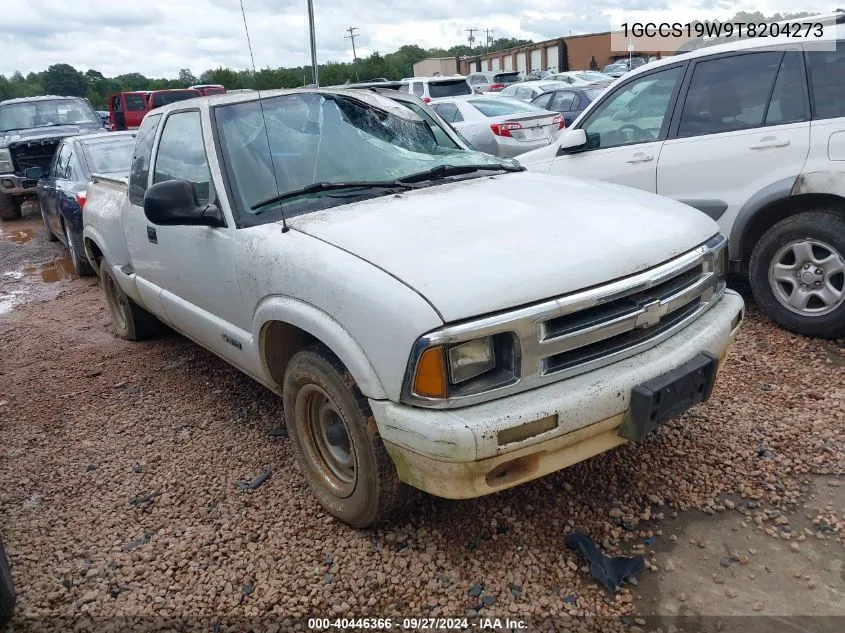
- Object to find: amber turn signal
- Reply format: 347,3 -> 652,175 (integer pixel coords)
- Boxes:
413,346 -> 447,398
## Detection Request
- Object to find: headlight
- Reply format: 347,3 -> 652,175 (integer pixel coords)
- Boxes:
448,337 -> 495,384
0,149 -> 13,174
408,333 -> 519,401
704,234 -> 728,279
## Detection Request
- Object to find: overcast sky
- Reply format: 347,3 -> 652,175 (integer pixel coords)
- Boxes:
0,0 -> 831,78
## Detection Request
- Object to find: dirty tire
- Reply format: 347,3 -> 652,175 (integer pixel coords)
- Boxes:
283,343 -> 412,528
750,211 -> 845,338
0,537 -> 15,627
41,207 -> 58,241
0,194 -> 21,221
65,222 -> 94,276
99,258 -> 159,341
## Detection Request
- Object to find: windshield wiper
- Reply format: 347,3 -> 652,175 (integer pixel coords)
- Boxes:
396,163 -> 524,184
251,180 -> 417,213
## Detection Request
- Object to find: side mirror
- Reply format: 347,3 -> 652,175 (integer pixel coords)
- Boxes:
25,167 -> 44,180
556,128 -> 588,155
143,180 -> 225,227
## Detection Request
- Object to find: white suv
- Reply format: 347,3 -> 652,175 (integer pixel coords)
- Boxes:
521,29 -> 845,337
405,76 -> 473,103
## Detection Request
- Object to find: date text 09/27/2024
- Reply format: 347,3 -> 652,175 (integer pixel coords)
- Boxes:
307,617 -> 528,630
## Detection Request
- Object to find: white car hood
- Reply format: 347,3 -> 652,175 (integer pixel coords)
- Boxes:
288,172 -> 719,323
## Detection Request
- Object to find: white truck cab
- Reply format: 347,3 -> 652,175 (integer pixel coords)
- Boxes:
83,88 -> 743,527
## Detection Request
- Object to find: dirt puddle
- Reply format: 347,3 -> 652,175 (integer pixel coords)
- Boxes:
1,257 -> 78,315
0,216 -> 43,245
630,476 -> 845,631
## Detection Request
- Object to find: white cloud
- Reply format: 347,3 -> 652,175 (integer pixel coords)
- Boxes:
0,0 -> 832,77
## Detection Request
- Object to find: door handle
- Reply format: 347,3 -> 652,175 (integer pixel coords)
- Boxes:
749,137 -> 790,150
146,226 -> 157,244
626,153 -> 654,164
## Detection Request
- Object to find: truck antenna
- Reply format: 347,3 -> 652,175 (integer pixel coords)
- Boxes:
239,0 -> 290,233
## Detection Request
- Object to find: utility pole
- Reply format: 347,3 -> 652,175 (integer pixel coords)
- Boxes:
465,27 -> 477,51
345,26 -> 360,80
345,27 -> 359,62
306,0 -> 319,86
485,28 -> 494,54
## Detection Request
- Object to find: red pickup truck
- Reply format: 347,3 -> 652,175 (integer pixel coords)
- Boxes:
108,88 -> 203,131
190,84 -> 226,96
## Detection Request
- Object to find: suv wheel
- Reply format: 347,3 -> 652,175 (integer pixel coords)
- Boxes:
750,211 -> 845,338
0,194 -> 21,221
283,343 -> 412,528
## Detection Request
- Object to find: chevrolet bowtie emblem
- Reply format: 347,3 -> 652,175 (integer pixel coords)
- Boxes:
635,299 -> 668,329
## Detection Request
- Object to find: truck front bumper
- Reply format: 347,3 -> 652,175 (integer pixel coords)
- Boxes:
371,290 -> 744,499
0,173 -> 38,196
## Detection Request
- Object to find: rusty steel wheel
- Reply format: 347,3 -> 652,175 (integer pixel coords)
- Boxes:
294,384 -> 357,498
282,343 -> 412,527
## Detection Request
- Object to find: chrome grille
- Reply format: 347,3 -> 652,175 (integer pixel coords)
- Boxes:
404,234 -> 728,409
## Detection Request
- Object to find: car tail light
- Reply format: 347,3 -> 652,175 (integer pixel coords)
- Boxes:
489,83 -> 505,91
423,97 -> 431,103
76,192 -> 86,209
490,122 -> 523,137
552,114 -> 565,129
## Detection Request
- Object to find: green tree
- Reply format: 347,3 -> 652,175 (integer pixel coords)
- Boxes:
115,73 -> 150,91
178,68 -> 197,86
42,63 -> 86,96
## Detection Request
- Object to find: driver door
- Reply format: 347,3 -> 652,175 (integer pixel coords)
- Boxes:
546,64 -> 687,192
143,109 -> 247,364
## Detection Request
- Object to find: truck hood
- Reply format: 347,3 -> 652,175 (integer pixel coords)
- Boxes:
288,172 -> 719,323
0,124 -> 103,147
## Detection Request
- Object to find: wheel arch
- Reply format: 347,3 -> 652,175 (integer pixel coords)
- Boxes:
731,173 -> 845,269
255,296 -> 388,401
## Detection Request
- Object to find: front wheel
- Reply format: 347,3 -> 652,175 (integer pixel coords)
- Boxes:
0,194 -> 21,221
0,537 -> 15,626
283,344 -> 411,527
749,211 -> 845,338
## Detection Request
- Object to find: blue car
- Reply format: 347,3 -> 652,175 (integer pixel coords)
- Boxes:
32,131 -> 136,275
530,86 -> 606,127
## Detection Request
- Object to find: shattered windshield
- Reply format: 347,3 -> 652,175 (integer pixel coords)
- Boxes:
0,99 -> 101,132
214,92 -> 513,222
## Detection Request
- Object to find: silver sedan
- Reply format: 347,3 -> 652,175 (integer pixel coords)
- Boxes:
429,96 -> 563,158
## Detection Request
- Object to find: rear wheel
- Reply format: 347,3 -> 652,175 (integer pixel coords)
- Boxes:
0,194 -> 21,221
64,221 -> 94,276
0,537 -> 15,626
749,211 -> 845,338
41,206 -> 58,241
283,343 -> 411,527
100,258 -> 159,340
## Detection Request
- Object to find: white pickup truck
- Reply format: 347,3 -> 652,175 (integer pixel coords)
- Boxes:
83,88 -> 744,527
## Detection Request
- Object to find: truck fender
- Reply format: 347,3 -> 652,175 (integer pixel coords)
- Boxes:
253,296 -> 387,401
81,225 -> 144,305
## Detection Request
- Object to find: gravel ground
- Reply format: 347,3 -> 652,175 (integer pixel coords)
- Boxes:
1,210 -> 844,632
